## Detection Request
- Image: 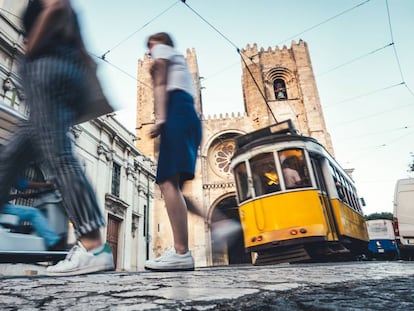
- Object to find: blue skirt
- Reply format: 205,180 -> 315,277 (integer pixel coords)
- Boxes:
156,90 -> 202,185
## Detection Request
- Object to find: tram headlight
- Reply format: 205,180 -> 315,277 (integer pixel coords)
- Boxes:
376,241 -> 381,247
251,235 -> 263,242
290,229 -> 298,235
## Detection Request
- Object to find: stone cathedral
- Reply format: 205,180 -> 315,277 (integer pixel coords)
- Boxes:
136,39 -> 333,267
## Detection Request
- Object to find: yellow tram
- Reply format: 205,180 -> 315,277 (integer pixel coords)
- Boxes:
230,120 -> 369,264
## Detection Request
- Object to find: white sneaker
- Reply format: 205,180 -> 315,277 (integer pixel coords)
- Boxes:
46,242 -> 114,276
145,247 -> 194,271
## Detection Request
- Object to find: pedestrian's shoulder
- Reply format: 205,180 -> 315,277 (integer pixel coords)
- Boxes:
151,44 -> 176,60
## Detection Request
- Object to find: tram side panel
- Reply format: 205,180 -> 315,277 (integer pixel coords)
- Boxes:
330,199 -> 368,241
321,160 -> 369,248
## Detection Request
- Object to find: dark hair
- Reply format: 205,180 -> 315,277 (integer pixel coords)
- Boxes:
283,156 -> 300,169
147,32 -> 174,48
22,0 -> 43,36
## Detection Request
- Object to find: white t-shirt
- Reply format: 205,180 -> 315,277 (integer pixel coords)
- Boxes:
283,167 -> 301,188
150,44 -> 195,97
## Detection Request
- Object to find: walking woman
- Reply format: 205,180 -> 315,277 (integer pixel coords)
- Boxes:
0,0 -> 113,275
144,32 -> 203,271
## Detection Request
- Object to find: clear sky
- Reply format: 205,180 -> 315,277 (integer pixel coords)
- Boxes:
72,0 -> 414,216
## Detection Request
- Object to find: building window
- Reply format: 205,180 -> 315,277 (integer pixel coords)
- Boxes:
274,79 -> 287,100
111,162 -> 121,197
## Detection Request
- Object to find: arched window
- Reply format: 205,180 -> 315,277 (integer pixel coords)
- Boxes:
273,79 -> 287,100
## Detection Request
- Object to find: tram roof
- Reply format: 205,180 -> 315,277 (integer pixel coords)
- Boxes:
233,119 -> 320,154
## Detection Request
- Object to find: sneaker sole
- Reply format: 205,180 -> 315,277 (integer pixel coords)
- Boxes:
46,264 -> 114,276
144,266 -> 195,272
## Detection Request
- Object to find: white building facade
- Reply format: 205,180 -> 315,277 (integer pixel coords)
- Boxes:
71,117 -> 156,271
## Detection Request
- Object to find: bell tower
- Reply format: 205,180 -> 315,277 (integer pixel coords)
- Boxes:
241,39 -> 334,155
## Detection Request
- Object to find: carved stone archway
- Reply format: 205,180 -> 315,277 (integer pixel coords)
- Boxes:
209,195 -> 251,266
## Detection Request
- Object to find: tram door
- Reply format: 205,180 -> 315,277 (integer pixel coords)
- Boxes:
309,156 -> 338,240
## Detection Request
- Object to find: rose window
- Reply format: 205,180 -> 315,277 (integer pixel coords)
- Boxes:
212,140 -> 236,175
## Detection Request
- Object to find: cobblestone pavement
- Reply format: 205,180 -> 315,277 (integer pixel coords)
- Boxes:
0,261 -> 413,310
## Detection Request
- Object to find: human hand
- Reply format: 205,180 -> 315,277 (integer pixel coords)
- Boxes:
149,123 -> 164,138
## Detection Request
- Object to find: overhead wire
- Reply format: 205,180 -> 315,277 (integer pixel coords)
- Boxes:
84,0 -> 410,137
90,53 -> 153,90
334,125 -> 413,142
332,101 -> 413,127
86,1 -> 181,94
316,43 -> 394,78
385,0 -> 414,98
99,0 -> 180,60
348,129 -> 414,162
276,0 -> 371,46
325,82 -> 404,108
325,0 -> 414,137
91,0 -> 379,110
180,0 -> 278,123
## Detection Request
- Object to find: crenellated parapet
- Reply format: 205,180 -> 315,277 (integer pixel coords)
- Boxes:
202,111 -> 246,121
242,39 -> 308,62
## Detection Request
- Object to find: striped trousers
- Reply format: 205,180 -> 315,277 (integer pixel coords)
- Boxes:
0,52 -> 106,238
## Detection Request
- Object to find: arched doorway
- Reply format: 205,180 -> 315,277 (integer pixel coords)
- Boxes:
210,196 -> 251,265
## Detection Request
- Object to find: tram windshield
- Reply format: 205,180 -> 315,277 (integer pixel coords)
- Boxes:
233,149 -> 313,203
250,153 -> 280,196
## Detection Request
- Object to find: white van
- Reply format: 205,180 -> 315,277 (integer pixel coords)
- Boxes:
393,178 -> 414,260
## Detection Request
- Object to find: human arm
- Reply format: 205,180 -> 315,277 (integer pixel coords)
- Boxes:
293,170 -> 302,186
150,57 -> 169,138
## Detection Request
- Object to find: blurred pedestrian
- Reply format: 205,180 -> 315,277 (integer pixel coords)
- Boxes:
144,32 -> 203,271
0,0 -> 113,276
3,176 -> 64,250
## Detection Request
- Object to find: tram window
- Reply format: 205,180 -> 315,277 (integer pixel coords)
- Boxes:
249,153 -> 280,196
338,175 -> 350,205
333,175 -> 345,200
279,149 -> 311,189
331,165 -> 347,201
234,162 -> 251,202
330,164 -> 363,213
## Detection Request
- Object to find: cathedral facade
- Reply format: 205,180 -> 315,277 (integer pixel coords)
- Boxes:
136,40 -> 333,267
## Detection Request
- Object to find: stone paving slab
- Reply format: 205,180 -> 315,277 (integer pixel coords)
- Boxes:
0,261 -> 414,310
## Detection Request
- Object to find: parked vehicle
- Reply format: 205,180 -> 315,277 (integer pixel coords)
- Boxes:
366,219 -> 399,260
0,190 -> 69,263
393,178 -> 414,260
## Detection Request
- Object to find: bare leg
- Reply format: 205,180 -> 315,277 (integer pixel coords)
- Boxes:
79,229 -> 102,250
159,175 -> 188,254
